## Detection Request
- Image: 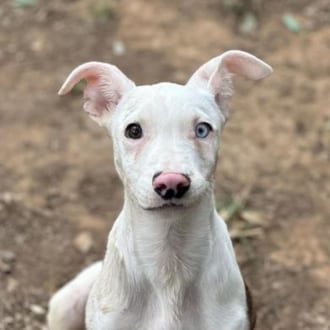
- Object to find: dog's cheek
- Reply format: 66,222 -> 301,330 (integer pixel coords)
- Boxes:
193,138 -> 219,180
119,141 -> 152,194
111,139 -> 125,184
111,137 -> 139,187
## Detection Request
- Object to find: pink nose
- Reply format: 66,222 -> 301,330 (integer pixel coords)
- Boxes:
152,172 -> 190,200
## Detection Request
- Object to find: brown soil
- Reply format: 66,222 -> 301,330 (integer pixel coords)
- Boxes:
0,0 -> 329,329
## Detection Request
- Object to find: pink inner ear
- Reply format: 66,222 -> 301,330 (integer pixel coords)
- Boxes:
58,62 -> 135,124
187,51 -> 272,92
83,78 -> 111,117
222,51 -> 273,80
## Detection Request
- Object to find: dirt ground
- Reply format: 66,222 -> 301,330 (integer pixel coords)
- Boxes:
0,0 -> 329,329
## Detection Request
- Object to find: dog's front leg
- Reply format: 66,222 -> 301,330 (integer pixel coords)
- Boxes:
47,261 -> 102,330
85,220 -> 146,330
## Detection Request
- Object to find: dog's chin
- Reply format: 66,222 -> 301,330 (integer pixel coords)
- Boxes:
143,202 -> 186,211
132,185 -> 209,212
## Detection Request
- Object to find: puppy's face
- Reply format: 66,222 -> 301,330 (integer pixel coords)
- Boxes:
108,83 -> 225,210
58,51 -> 272,211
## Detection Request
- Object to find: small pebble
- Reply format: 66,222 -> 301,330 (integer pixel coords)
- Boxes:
29,304 -> 46,316
1,192 -> 21,204
3,316 -> 14,325
7,278 -> 19,292
0,250 -> 16,263
73,231 -> 93,254
239,12 -> 258,34
112,40 -> 126,56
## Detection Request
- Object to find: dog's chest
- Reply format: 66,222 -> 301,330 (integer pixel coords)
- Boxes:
88,282 -> 248,330
86,216 -> 249,329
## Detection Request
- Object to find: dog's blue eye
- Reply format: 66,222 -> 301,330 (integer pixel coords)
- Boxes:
125,123 -> 143,139
195,122 -> 212,138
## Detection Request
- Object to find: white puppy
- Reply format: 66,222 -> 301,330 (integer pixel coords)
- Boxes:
48,50 -> 272,330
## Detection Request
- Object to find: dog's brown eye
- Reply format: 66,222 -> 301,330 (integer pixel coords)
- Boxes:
125,123 -> 143,139
195,122 -> 212,138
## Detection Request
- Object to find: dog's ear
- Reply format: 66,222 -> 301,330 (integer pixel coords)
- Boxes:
58,62 -> 135,126
187,50 -> 272,116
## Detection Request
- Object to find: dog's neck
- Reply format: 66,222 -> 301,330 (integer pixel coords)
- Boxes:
121,192 -> 216,285
115,192 -> 216,328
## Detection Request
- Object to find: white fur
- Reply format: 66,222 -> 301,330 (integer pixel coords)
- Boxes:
48,262 -> 102,330
48,50 -> 272,330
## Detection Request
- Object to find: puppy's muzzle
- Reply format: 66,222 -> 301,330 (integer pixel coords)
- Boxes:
152,172 -> 190,200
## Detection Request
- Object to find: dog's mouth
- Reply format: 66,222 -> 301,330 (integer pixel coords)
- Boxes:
144,202 -> 185,211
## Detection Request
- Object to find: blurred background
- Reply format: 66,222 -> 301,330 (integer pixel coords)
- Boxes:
0,0 -> 329,329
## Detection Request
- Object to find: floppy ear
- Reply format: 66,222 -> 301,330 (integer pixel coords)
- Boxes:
187,50 -> 272,116
58,62 -> 135,126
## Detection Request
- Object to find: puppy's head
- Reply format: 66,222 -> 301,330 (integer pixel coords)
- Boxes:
59,51 -> 272,210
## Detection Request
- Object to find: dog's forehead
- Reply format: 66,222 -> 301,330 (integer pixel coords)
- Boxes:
133,82 -> 199,100
118,82 -> 219,120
